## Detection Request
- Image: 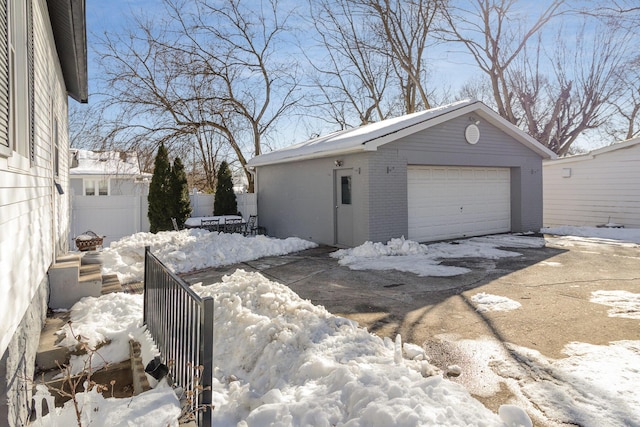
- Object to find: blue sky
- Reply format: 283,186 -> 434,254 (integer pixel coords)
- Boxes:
83,0 -> 616,150
86,0 -> 160,92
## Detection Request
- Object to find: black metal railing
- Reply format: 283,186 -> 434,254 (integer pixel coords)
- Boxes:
143,246 -> 213,426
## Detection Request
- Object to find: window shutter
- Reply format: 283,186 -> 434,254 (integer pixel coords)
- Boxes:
27,0 -> 33,162
0,0 -> 9,150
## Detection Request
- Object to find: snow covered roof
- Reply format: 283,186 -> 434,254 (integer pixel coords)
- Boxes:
248,100 -> 556,167
70,149 -> 150,177
544,136 -> 640,165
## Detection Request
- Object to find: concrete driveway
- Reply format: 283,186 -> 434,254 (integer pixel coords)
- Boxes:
181,235 -> 640,424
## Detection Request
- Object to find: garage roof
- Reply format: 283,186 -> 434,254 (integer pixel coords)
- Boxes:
544,136 -> 640,165
47,0 -> 88,103
248,100 -> 556,167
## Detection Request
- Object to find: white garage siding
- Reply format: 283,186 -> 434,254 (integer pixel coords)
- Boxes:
543,140 -> 640,228
408,166 -> 511,242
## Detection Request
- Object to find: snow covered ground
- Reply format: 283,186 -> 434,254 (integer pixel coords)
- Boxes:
331,234 -> 545,277
101,229 -> 317,283
543,225 -> 640,246
35,227 -> 640,426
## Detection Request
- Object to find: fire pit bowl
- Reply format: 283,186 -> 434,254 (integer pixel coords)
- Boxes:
74,231 -> 104,251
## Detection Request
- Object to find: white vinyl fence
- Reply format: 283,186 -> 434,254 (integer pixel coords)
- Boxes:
70,193 -> 257,249
70,195 -> 150,249
190,192 -> 257,219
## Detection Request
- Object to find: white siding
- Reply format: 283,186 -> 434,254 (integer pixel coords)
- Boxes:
543,142 -> 640,228
0,0 -> 69,355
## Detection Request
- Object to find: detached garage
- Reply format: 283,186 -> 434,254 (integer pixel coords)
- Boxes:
543,137 -> 640,228
248,100 -> 555,246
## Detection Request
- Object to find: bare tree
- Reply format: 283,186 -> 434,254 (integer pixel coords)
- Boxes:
304,0 -> 393,128
515,25 -> 628,155
304,0 -> 445,131
444,0 -> 565,124
445,0 -> 633,155
365,0 -> 446,113
599,52 -> 640,142
97,0 -> 300,192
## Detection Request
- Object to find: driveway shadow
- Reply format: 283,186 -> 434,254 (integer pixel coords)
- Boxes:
181,240 -> 566,349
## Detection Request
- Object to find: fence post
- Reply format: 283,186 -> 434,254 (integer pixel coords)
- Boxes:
143,246 -> 150,325
199,296 -> 214,427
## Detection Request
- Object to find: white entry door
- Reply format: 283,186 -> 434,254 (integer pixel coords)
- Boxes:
335,169 -> 354,246
408,166 -> 511,242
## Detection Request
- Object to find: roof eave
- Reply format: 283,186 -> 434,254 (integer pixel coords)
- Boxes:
247,146 -> 366,167
250,100 -> 557,167
47,0 -> 88,103
544,136 -> 640,165
363,102 -> 557,159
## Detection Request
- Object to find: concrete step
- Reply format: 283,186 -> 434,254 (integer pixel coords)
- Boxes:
80,263 -> 101,276
35,313 -> 71,372
101,274 -> 123,294
56,253 -> 82,264
81,251 -> 103,265
48,261 -> 81,310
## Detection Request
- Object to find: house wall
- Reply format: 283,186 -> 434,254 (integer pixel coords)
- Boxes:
256,153 -> 369,245
386,115 -> 544,233
0,1 -> 72,425
367,147 -> 409,242
69,176 -> 148,196
70,176 -> 83,194
543,143 -> 640,228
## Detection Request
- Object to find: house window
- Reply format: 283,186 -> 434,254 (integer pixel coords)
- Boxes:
1,0 -> 34,162
341,176 -> 351,205
84,179 -> 109,196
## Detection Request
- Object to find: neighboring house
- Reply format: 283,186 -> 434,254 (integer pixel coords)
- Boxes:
543,138 -> 640,228
232,168 -> 248,193
248,100 -> 556,246
0,0 -> 87,425
69,149 -> 151,247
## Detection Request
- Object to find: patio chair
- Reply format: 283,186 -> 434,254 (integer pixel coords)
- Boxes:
200,218 -> 220,232
171,217 -> 180,231
224,218 -> 243,234
244,215 -> 266,236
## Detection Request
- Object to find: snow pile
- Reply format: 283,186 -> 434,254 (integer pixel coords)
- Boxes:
590,290 -> 640,319
331,234 -> 544,277
33,383 -> 180,427
542,226 -> 640,245
471,293 -> 522,312
101,229 -> 317,283
332,237 -> 429,258
493,341 -> 640,427
443,335 -> 640,427
55,292 -> 148,375
192,270 -> 528,426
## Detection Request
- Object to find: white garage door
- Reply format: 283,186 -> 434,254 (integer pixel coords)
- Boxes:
408,166 -> 511,242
